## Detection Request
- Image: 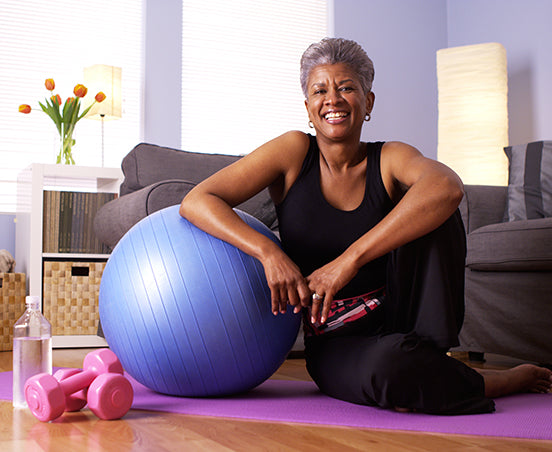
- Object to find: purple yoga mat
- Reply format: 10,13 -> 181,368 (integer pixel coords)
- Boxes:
1,370 -> 551,440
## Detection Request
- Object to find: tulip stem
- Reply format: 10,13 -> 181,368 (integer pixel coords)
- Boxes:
100,114 -> 105,167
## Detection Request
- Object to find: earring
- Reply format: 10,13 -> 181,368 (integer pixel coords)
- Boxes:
364,113 -> 371,122
308,121 -> 314,128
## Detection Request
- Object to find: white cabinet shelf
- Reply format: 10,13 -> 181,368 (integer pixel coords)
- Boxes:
15,163 -> 123,348
42,253 -> 111,260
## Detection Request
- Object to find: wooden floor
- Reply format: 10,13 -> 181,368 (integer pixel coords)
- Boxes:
1,349 -> 551,451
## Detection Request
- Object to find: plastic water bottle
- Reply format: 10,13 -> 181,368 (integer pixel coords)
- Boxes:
13,295 -> 52,409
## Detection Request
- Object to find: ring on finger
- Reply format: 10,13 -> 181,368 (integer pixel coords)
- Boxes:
312,292 -> 324,301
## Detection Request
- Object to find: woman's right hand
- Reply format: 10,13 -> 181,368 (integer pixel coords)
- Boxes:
261,248 -> 312,316
180,131 -> 313,316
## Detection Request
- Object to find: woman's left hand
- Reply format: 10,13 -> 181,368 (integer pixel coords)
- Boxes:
306,254 -> 358,325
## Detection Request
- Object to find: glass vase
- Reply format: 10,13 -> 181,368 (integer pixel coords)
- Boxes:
57,128 -> 76,165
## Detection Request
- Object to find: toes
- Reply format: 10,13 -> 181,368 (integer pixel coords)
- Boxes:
531,383 -> 550,394
532,375 -> 552,393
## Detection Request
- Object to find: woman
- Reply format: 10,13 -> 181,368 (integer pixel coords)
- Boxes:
180,37 -> 551,414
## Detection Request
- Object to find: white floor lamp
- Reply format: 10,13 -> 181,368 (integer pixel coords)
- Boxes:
437,42 -> 509,186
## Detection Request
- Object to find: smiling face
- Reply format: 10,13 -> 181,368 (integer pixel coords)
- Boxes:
304,62 -> 374,144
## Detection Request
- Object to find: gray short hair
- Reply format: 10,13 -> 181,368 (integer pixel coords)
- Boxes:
300,37 -> 374,99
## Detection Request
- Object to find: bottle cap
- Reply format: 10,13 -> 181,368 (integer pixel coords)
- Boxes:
25,295 -> 41,309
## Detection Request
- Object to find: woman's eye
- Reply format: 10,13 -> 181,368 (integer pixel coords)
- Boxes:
339,86 -> 353,92
313,89 -> 326,95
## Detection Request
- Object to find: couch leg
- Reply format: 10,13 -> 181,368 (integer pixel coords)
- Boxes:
468,351 -> 486,363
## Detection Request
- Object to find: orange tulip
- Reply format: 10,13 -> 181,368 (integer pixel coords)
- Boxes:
73,84 -> 88,98
51,94 -> 62,105
19,104 -> 31,114
66,97 -> 75,105
45,78 -> 55,91
95,92 -> 106,103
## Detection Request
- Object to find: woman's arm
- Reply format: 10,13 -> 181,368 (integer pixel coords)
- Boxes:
308,141 -> 464,323
180,131 -> 313,315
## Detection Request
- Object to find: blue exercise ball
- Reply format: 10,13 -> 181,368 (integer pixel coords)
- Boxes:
99,205 -> 301,397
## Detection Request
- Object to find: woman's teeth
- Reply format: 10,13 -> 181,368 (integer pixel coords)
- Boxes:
324,112 -> 348,120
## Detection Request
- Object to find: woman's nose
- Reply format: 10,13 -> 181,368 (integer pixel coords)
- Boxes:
324,88 -> 342,104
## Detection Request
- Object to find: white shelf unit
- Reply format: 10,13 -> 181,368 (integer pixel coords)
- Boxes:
16,163 -> 123,348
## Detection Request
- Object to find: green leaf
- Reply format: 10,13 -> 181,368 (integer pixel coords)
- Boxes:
62,99 -> 75,132
62,99 -> 74,120
39,100 -> 62,134
49,98 -> 62,127
72,100 -> 81,128
78,101 -> 96,120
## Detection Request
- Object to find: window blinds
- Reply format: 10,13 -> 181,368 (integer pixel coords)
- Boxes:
181,0 -> 329,156
0,0 -> 143,212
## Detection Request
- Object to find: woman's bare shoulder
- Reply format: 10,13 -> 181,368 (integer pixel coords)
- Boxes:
258,130 -> 310,158
243,130 -> 310,174
381,140 -> 422,157
250,130 -> 311,204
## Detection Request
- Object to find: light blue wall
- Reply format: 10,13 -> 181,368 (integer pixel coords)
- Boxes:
334,0 -> 552,156
0,214 -> 15,258
3,0 -> 551,258
334,0 -> 447,158
446,0 -> 552,147
143,0 -> 182,149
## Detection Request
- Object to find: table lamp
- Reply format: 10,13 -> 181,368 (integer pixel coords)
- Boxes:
84,64 -> 122,166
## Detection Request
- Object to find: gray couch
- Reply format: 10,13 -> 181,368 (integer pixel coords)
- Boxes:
457,185 -> 552,364
95,143 -> 552,364
94,143 -> 278,250
94,142 -> 287,344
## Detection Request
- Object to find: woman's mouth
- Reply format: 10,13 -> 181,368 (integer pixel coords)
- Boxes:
323,111 -> 349,123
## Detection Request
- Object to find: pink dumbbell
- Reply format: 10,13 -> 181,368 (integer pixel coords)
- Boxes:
52,368 -> 88,412
24,349 -> 133,422
86,372 -> 134,420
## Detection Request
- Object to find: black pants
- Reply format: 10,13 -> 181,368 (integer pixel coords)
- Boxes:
304,210 -> 495,415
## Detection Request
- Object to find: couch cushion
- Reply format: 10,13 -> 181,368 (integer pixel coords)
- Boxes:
118,141 -> 277,228
120,143 -> 242,195
95,179 -> 278,250
504,141 -> 552,221
466,217 -> 552,271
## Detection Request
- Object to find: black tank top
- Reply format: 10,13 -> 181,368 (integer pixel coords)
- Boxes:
276,134 -> 394,299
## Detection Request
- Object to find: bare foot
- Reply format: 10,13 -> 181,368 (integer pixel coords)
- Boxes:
479,364 -> 552,398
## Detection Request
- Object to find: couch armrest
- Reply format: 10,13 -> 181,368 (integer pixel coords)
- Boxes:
94,179 -> 277,249
459,185 -> 508,233
94,180 -> 196,249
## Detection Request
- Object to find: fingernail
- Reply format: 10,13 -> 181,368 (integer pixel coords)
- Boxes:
311,316 -> 316,324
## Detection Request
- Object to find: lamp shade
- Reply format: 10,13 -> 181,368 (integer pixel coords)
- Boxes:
84,64 -> 122,120
437,43 -> 509,186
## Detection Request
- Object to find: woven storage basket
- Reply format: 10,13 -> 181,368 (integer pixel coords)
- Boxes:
0,273 -> 27,351
43,261 -> 106,336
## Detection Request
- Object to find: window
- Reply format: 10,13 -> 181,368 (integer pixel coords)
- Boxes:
0,0 -> 143,212
181,0 -> 330,156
